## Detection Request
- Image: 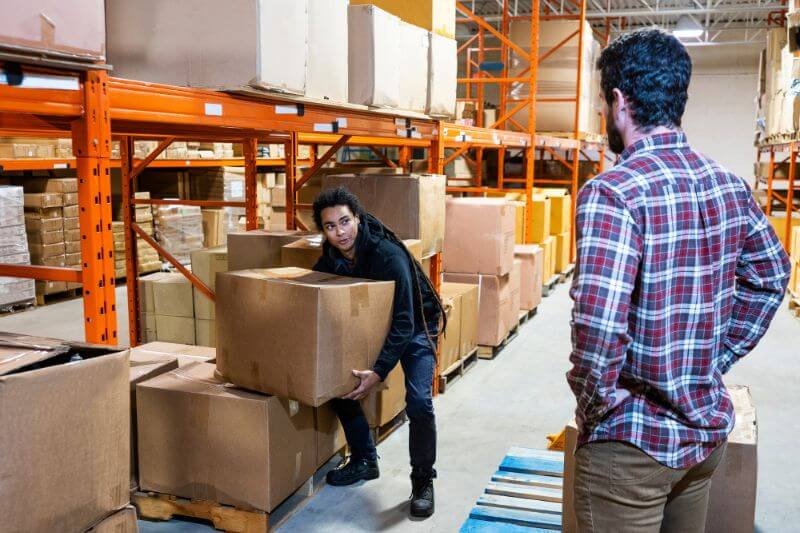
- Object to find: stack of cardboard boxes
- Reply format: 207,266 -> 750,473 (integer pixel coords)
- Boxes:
443,198 -> 520,347
439,282 -> 479,371
790,226 -> 800,296
154,204 -> 204,265
538,188 -> 573,275
0,137 -> 72,159
19,178 -> 80,299
111,192 -> 161,280
0,186 -> 35,307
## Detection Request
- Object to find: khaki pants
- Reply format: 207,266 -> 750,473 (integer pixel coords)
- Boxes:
574,440 -> 727,533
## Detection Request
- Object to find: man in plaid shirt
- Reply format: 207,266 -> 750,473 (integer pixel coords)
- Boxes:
569,29 -> 791,531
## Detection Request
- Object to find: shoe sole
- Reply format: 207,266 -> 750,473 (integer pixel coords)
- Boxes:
327,469 -> 380,487
410,506 -> 434,518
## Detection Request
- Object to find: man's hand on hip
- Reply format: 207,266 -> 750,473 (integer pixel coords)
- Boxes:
341,369 -> 381,401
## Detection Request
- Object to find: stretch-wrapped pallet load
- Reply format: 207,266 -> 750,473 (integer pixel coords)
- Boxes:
190,167 -> 247,241
0,187 -> 35,307
154,205 -> 204,265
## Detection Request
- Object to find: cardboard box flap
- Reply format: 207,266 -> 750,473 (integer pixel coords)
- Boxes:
232,267 -> 378,288
138,362 -> 262,401
0,332 -> 71,376
132,341 -> 216,360
129,352 -> 179,385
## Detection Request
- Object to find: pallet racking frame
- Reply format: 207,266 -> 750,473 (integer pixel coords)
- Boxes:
756,142 -> 798,248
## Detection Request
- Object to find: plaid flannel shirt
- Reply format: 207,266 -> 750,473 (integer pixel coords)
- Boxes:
568,132 -> 791,468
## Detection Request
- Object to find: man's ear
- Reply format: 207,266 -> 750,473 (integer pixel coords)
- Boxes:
612,88 -> 626,117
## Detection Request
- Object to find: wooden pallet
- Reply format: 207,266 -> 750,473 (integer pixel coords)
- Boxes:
789,293 -> 800,319
461,447 -> 565,532
438,347 -> 479,393
539,130 -> 605,144
557,264 -> 575,284
35,288 -> 81,306
542,275 -> 560,297
518,307 -> 538,325
478,322 -> 520,360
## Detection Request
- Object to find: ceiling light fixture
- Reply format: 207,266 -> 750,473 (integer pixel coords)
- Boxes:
673,15 -> 704,39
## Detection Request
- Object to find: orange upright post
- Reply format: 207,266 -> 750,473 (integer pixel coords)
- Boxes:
787,143 -> 796,248
71,70 -> 117,345
569,0 -> 588,260
524,1 -> 540,244
243,138 -> 259,230
120,136 -> 140,346
286,132 -> 299,230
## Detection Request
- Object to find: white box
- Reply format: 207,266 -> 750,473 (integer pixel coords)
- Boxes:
106,0 -> 308,94
307,0 -> 349,103
399,21 -> 430,113
427,33 -> 457,117
348,4 -> 401,107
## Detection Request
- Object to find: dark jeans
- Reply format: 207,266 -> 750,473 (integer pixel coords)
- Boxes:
330,329 -> 437,479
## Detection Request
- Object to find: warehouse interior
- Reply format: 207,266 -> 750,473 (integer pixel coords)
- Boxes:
0,1 -> 796,532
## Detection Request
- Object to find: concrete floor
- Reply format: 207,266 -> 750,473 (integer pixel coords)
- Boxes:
0,282 -> 797,532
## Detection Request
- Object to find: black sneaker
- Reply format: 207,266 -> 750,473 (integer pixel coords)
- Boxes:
410,477 -> 435,518
326,457 -> 380,487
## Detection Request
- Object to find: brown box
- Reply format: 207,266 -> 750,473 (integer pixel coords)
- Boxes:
281,235 -> 325,269
65,228 -> 81,242
195,318 -> 216,347
706,385 -> 757,533
540,235 -> 556,282
41,254 -> 67,268
202,208 -> 226,248
444,272 -> 511,347
437,288 -> 462,371
544,189 -> 571,235
555,231 -> 571,273
29,242 -> 66,262
227,230 -> 316,271
136,362 -> 317,512
515,244 -> 544,311
63,192 -> 79,206
26,229 -> 64,245
272,185 -> 287,207
64,216 -> 80,230
24,192 -> 63,209
443,198 -> 515,276
35,279 -> 68,295
216,267 -> 394,406
86,506 -> 138,533
508,259 -> 522,328
0,333 -> 129,532
529,194 -> 551,243
130,342 -> 216,368
322,173 -> 446,256
154,315 -> 196,345
152,273 -> 194,318
315,405 -> 347,469
129,351 -> 179,490
14,177 -> 78,194
441,282 -> 478,358
362,365 -> 406,428
64,204 -> 79,218
190,246 -> 228,320
24,214 -> 63,233
65,240 -> 81,254
66,252 -> 81,266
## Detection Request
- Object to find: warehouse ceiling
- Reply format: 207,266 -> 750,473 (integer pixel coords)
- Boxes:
459,0 -> 785,45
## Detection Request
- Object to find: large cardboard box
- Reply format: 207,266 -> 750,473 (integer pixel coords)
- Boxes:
86,506 -> 138,533
542,189 -> 571,234
216,268 -> 394,406
195,318 -> 216,347
352,0 -> 455,38
281,234 -> 325,269
398,21 -> 430,113
0,333 -> 129,532
555,231 -> 571,273
314,404 -> 347,469
107,0 -> 308,94
0,1 -> 106,61
444,272 -> 511,346
529,194 -> 552,243
323,173 -> 446,257
437,289 -> 462,371
441,282 -> 478,358
137,362 -> 316,513
191,246 -> 228,320
706,385 -> 758,533
515,244 -> 544,310
427,32 -> 457,116
227,230 -> 316,271
348,4 -> 401,107
444,198 -> 515,276
154,315 -> 196,345
540,235 -> 556,282
307,0 -> 349,103
24,212 -> 63,232
510,200 -> 526,244
362,365 -> 406,428
152,273 -> 194,318
508,259 -> 522,327
24,192 -> 63,208
15,177 -> 78,194
201,209 -> 226,248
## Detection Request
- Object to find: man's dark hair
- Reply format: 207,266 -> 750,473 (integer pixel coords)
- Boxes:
312,186 -> 365,230
597,28 -> 692,131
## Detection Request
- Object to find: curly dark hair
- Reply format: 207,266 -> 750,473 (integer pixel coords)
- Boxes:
597,28 -> 692,131
312,186 -> 365,230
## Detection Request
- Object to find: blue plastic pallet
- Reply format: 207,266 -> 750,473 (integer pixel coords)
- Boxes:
461,447 -> 565,531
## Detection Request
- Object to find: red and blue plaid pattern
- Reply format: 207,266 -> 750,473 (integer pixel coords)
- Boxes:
568,132 -> 791,468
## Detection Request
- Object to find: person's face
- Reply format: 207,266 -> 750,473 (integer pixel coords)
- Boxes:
320,205 -> 359,255
602,91 -> 626,155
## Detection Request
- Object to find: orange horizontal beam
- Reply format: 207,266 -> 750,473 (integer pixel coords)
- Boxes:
0,264 -> 81,283
133,198 -> 246,208
298,132 -> 430,148
0,81 -> 82,118
0,158 -> 306,172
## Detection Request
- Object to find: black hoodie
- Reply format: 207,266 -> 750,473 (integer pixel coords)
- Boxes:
312,214 -> 440,380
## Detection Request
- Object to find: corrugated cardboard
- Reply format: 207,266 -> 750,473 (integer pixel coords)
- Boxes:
86,506 -> 138,533
35,279 -> 68,295
508,260 -> 522,327
443,272 -> 511,346
281,235 -> 325,270
63,192 -> 78,206
24,212 -> 63,232
14,177 -> 78,193
362,365 -> 406,428
322,173 -> 446,257
348,4 -> 401,107
555,231 -> 571,273
314,404 -> 347,469
64,204 -> 79,218
201,209 -> 226,248
216,267 -> 394,406
437,290 -> 462,371
0,1 -> 106,60
227,230 -> 316,271
544,189 -> 571,235
65,240 -> 80,254
131,342 -> 215,367
23,192 -> 63,208
0,334 -> 129,532
107,0 -> 307,94
529,194 -> 551,243
64,215 -> 79,229
65,228 -> 80,241
152,273 -> 194,318
427,32 -> 457,116
541,235 -> 556,281
195,318 -> 216,347
154,315 -> 196,345
307,0 -> 349,103
706,385 -> 758,533
129,351 -> 179,490
510,200 -> 526,244
139,272 -> 174,315
398,21 -> 430,113
191,246 -> 228,320
137,362 -> 316,512
444,198 -> 515,276
515,244 -> 544,310
441,282 -> 478,358
29,241 -> 66,261
26,229 -> 64,245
